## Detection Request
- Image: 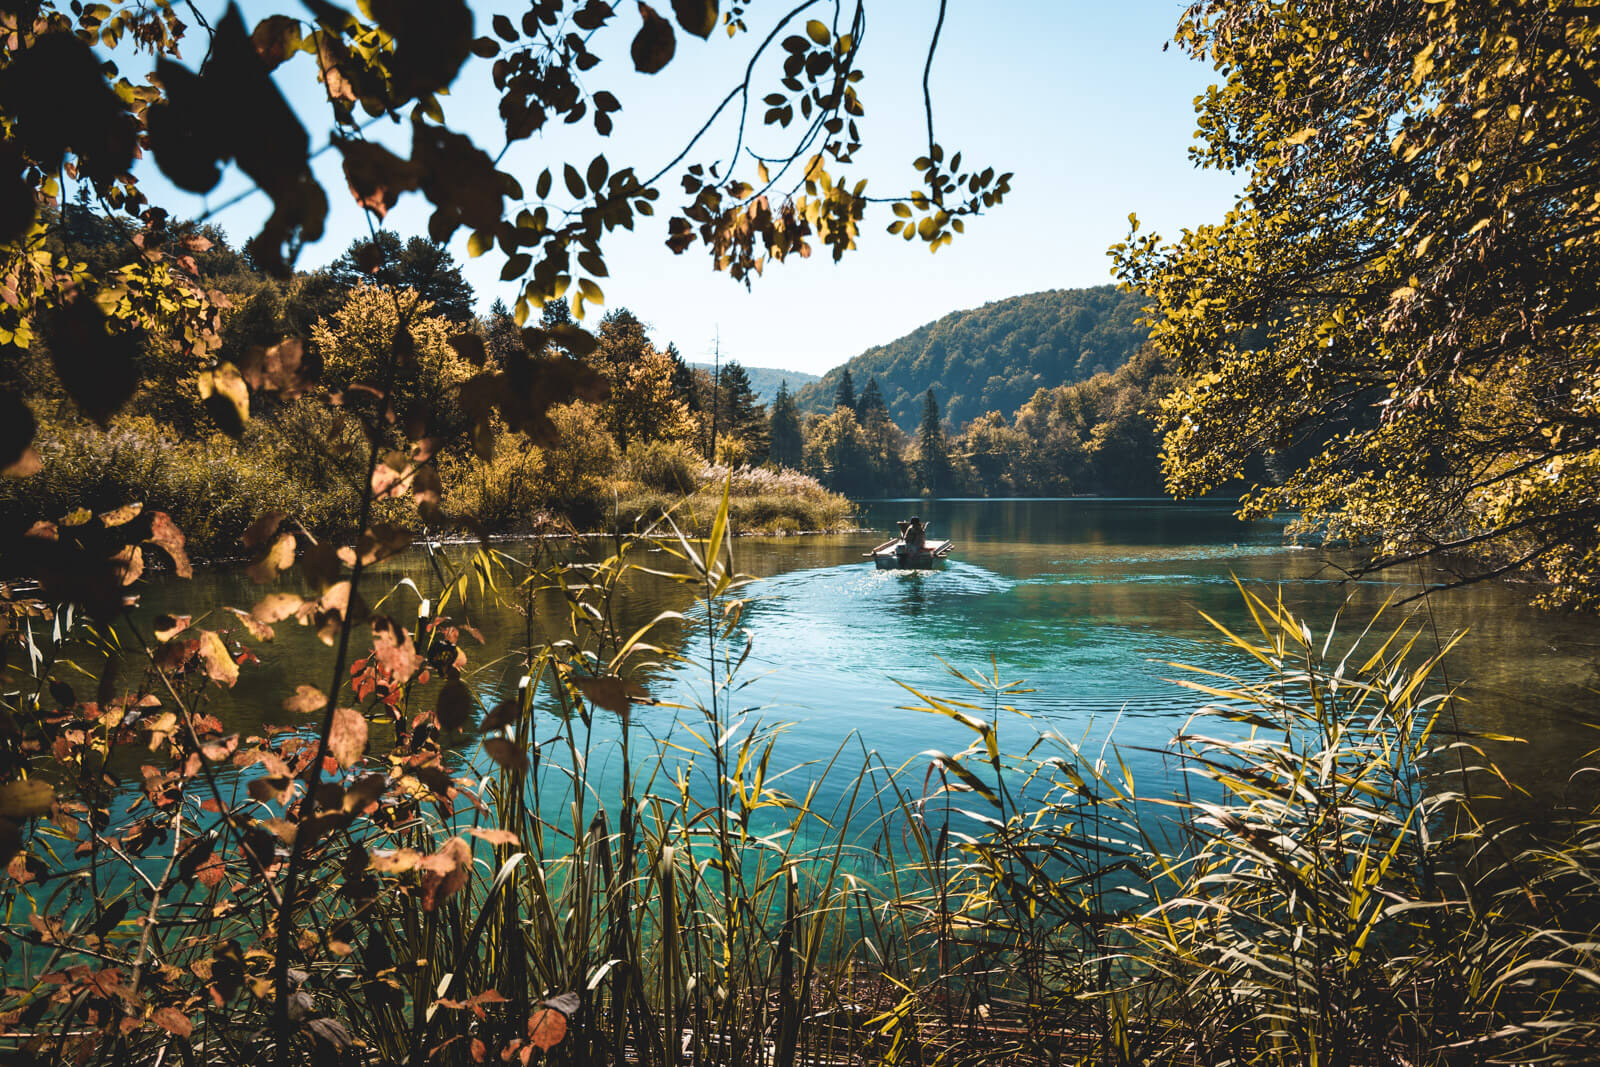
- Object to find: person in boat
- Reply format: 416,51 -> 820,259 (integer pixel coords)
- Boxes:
898,516 -> 927,550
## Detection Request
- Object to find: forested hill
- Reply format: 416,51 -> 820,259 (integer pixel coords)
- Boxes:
795,286 -> 1148,430
690,363 -> 818,404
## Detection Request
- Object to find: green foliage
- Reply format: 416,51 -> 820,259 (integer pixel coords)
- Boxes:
915,388 -> 950,495
623,438 -> 701,495
0,408 -> 374,554
1115,0 -> 1600,607
768,380 -> 804,469
954,345 -> 1174,496
442,404 -> 619,530
326,231 -> 475,322
797,286 -> 1148,431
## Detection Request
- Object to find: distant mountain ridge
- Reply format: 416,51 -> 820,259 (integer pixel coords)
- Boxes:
795,286 -> 1149,431
690,363 -> 819,406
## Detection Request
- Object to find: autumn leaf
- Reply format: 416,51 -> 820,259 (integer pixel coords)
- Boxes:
482,737 -> 528,771
466,826 -> 519,846
248,532 -> 297,583
197,630 -> 240,687
631,3 -> 676,74
151,1006 -> 193,1039
338,138 -> 422,220
436,678 -> 477,731
251,15 -> 302,70
198,362 -> 251,436
328,707 -> 368,769
144,511 -> 194,579
672,0 -> 717,38
251,593 -> 303,624
0,779 -> 55,820
369,847 -> 423,874
419,836 -> 472,910
241,510 -> 287,551
569,673 -> 650,713
283,685 -> 328,714
0,390 -> 38,477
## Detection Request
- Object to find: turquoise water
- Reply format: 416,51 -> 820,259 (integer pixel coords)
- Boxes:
135,499 -> 1600,808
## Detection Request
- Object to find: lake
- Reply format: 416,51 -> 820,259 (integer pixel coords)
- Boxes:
138,498 -> 1600,810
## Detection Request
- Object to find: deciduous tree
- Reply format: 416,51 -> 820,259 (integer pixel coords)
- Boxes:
1116,0 -> 1600,606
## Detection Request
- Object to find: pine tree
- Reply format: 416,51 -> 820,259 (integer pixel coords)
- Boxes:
917,388 -> 950,495
483,298 -> 521,367
665,342 -> 699,411
717,361 -> 770,462
769,381 -> 803,468
833,368 -> 857,412
327,232 -> 476,322
857,376 -> 887,422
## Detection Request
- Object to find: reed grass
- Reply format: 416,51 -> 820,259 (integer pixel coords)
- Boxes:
3,486 -> 1598,1066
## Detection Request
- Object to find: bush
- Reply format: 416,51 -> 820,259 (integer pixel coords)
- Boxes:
624,439 -> 703,495
442,403 -> 620,531
0,408 -> 380,557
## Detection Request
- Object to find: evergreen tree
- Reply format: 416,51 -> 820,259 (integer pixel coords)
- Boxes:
833,368 -> 857,412
769,381 -> 803,468
541,298 -> 575,330
484,298 -> 522,367
327,231 -> 476,322
917,388 -> 951,495
857,376 -> 887,422
666,342 -> 699,411
717,361 -> 770,462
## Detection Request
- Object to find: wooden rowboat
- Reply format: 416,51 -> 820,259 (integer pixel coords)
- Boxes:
864,537 -> 956,570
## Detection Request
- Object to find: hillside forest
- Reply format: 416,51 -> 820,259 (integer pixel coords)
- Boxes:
2,215 -> 1162,554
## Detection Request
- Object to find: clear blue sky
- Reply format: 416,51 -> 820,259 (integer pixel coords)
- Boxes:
134,1 -> 1237,376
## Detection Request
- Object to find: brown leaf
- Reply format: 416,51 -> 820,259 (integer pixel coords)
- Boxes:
225,607 -> 274,642
371,618 -> 422,681
569,674 -> 649,714
0,779 -> 55,820
197,630 -> 240,687
151,1006 -> 193,1039
239,339 -> 310,397
315,31 -> 357,102
46,293 -> 141,426
111,544 -> 144,586
419,835 -> 471,910
248,532 -> 297,584
527,1007 -> 569,1049
0,390 -> 37,477
283,685 -> 328,714
250,15 -> 302,71
99,502 -> 142,527
242,510 -> 287,550
481,698 -> 520,731
338,139 -> 421,220
631,3 -> 676,73
251,593 -> 303,624
145,511 -> 193,578
671,0 -> 717,38
466,826 -> 519,846
339,524 -> 412,567
328,707 -> 368,769
247,776 -> 292,804
198,362 -> 250,436
447,333 -> 486,365
369,847 -> 423,874
481,737 -> 527,771
436,678 -> 477,731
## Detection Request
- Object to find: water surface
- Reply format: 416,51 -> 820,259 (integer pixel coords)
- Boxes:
140,499 -> 1600,806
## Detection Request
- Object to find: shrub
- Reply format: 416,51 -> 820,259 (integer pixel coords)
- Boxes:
624,439 -> 703,495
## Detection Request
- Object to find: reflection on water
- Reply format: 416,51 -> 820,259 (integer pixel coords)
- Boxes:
132,499 -> 1599,804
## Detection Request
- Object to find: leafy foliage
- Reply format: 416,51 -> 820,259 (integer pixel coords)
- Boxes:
1115,0 -> 1600,607
796,286 -> 1148,431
